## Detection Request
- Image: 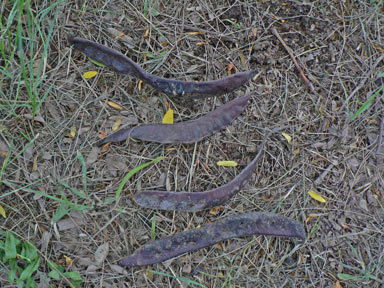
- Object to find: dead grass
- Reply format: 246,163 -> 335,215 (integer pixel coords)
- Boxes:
1,0 -> 384,287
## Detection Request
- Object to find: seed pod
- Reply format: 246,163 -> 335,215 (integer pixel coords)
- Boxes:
120,212 -> 306,267
133,127 -> 281,211
97,94 -> 251,146
68,37 -> 255,99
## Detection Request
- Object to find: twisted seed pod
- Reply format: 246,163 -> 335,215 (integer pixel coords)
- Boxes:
121,212 -> 306,267
68,37 -> 255,98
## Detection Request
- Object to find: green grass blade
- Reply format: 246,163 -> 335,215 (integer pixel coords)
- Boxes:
350,84 -> 384,121
76,151 -> 88,197
149,270 -> 207,288
115,156 -> 165,202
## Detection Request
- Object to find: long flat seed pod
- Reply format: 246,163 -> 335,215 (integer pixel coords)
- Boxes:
97,93 -> 251,146
133,128 -> 280,211
68,37 -> 255,99
120,212 -> 306,267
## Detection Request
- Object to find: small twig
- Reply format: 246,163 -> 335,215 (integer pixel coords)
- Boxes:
377,114 -> 384,155
271,27 -> 315,93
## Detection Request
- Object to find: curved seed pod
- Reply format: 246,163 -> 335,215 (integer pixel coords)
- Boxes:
142,71 -> 256,98
97,94 -> 251,147
68,37 -> 146,79
68,37 -> 255,99
120,212 -> 306,267
133,127 -> 278,211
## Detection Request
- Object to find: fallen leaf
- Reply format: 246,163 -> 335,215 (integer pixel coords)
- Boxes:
146,266 -> 154,281
83,71 -> 98,79
23,114 -> 45,124
308,190 -> 326,203
106,101 -> 124,110
144,27 -> 150,39
217,160 -> 238,167
196,41 -> 205,46
209,206 -> 224,215
32,154 -> 38,172
238,51 -> 247,68
215,242 -> 224,250
98,130 -> 107,139
138,80 -> 143,92
162,109 -> 174,124
334,280 -> 342,288
0,205 -> 6,218
227,63 -> 234,75
68,126 -> 76,138
186,31 -> 204,35
282,132 -> 292,144
112,118 -> 122,131
64,255 -> 73,268
94,243 -> 109,265
293,148 -> 300,158
261,195 -> 273,201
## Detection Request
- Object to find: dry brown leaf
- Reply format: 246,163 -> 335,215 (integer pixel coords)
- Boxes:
238,51 -> 247,68
94,242 -> 109,265
209,206 -> 224,215
98,130 -> 107,139
334,280 -> 342,288
196,41 -> 205,46
261,195 -> 273,201
227,63 -> 234,75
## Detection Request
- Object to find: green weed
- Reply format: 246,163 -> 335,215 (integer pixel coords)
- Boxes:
0,231 -> 82,287
338,241 -> 384,284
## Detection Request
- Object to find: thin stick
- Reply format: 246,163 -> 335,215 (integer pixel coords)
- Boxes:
377,114 -> 384,155
271,27 -> 315,93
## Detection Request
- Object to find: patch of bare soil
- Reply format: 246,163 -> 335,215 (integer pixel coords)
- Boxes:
1,0 -> 383,287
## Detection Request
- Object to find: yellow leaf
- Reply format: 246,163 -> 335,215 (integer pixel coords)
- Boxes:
162,109 -> 174,124
217,160 -> 238,167
138,80 -> 143,92
112,118 -> 122,131
0,204 -> 6,218
69,126 -> 76,138
145,266 -> 154,281
106,101 -> 124,110
282,132 -> 292,144
64,255 -> 73,267
83,71 -> 98,79
32,154 -> 38,172
308,190 -> 326,203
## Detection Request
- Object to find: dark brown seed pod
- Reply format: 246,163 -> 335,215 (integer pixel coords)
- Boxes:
68,37 -> 146,79
133,127 -> 281,211
97,93 -> 251,146
120,212 -> 306,267
68,37 -> 255,99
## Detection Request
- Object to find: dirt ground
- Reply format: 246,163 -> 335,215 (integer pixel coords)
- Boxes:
1,0 -> 384,287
